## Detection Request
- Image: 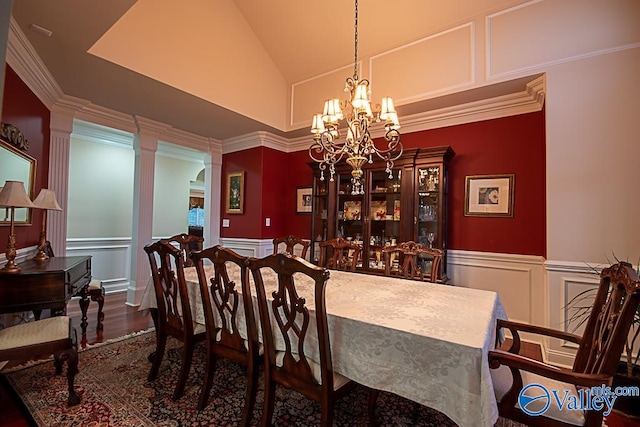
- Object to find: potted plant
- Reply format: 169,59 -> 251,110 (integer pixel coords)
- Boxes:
565,260 -> 640,417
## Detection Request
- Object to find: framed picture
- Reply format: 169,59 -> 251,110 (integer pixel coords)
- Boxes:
296,186 -> 313,214
225,171 -> 245,214
464,174 -> 514,217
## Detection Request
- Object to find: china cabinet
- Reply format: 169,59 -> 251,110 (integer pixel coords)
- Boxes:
309,146 -> 454,280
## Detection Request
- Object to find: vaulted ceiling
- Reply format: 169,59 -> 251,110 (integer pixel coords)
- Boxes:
9,0 -> 530,141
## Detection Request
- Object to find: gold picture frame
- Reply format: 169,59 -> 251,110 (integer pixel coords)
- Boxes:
225,171 -> 245,214
464,174 -> 514,217
296,187 -> 313,214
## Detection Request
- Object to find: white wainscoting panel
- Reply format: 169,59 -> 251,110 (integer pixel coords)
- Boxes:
66,238 -> 132,294
545,260 -> 602,368
447,250 -> 546,327
219,238 -> 274,259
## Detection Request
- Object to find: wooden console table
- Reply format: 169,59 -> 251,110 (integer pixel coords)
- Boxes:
0,256 -> 92,328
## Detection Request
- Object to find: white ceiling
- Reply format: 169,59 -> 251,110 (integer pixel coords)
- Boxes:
9,0 -> 527,141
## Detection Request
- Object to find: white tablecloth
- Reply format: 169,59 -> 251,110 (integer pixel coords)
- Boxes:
139,265 -> 507,427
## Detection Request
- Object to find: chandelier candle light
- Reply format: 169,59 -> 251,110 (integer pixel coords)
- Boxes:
309,0 -> 402,195
32,188 -> 62,261
0,181 -> 36,273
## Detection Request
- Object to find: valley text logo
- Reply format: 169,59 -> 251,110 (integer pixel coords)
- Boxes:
518,383 -> 639,417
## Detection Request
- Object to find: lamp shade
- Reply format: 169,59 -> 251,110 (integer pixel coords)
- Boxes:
0,181 -> 35,208
32,189 -> 62,211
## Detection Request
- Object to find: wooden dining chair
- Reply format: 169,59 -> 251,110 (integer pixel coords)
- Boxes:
0,316 -> 80,406
191,245 -> 262,425
247,252 -> 358,427
272,235 -> 311,259
162,233 -> 204,267
489,262 -> 640,427
382,241 -> 445,283
144,240 -> 206,400
318,237 -> 362,272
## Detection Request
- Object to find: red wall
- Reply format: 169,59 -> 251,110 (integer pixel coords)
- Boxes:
1,65 -> 50,250
221,111 -> 546,257
221,146 -> 312,240
403,113 -> 546,256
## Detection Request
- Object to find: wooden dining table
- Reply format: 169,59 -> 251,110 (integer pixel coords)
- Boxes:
139,264 -> 507,427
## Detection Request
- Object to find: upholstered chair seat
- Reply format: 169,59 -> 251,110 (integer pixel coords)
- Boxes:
0,316 -> 80,406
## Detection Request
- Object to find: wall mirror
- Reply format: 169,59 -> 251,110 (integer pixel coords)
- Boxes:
0,123 -> 36,225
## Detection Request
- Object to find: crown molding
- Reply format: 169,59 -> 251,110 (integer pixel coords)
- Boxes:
6,17 -> 62,109
287,75 -> 546,153
222,131 -> 290,154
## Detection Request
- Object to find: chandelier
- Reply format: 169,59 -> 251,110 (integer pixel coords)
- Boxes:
309,0 -> 402,195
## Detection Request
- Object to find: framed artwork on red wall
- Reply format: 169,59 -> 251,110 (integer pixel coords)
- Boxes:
225,171 -> 245,214
296,186 -> 312,214
464,174 -> 514,217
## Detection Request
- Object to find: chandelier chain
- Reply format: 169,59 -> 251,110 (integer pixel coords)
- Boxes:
353,0 -> 359,80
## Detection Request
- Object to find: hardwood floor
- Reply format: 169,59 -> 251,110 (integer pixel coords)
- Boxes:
1,293 -> 638,426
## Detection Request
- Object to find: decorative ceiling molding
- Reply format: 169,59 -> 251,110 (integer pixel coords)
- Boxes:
222,131 -> 291,154
6,17 -> 62,109
287,75 -> 545,153
7,14 -> 545,158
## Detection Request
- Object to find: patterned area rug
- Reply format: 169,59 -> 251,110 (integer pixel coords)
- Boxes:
3,331 -> 524,426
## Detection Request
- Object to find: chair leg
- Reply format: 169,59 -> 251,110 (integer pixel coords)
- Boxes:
148,332 -> 167,382
56,347 -> 81,406
173,341 -> 195,400
368,389 -> 380,426
91,289 -> 105,330
78,296 -> 90,334
261,379 -> 276,427
197,351 -> 218,410
320,400 -> 334,427
240,359 -> 259,427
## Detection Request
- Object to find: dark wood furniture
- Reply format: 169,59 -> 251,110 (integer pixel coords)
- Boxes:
162,233 -> 204,268
144,240 -> 205,401
0,255 -> 91,320
318,237 -> 362,272
272,235 -> 311,259
192,245 -> 261,423
0,316 -> 80,406
489,262 -> 640,427
43,241 -> 104,332
247,252 -> 358,427
310,146 -> 454,277
381,241 -> 446,283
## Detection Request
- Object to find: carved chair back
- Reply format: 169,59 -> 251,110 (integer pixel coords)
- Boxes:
144,240 -> 195,342
318,237 -> 362,272
191,245 -> 261,417
382,241 -> 444,282
144,239 -> 204,400
573,262 -> 640,376
272,235 -> 311,259
162,233 -> 204,267
247,252 -> 351,424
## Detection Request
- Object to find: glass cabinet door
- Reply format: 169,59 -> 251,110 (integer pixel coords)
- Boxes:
366,169 -> 402,272
310,177 -> 329,264
336,174 -> 365,269
416,166 -> 440,249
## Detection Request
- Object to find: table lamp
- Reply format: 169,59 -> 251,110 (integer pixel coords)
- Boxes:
0,180 -> 36,273
32,188 -> 62,261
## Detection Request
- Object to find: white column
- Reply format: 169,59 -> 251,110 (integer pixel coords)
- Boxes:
47,111 -> 74,256
204,141 -> 222,246
126,117 -> 159,306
